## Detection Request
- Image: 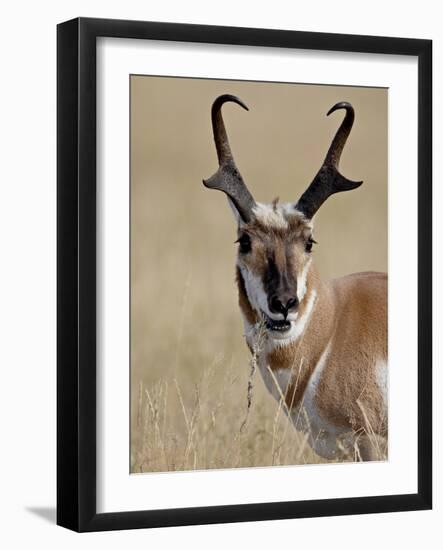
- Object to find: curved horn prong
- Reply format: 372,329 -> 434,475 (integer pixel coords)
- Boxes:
203,94 -> 256,223
295,102 -> 363,220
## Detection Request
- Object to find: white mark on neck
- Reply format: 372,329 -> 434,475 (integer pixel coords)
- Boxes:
291,338 -> 348,458
297,258 -> 312,302
273,368 -> 293,397
375,359 -> 388,411
303,339 -> 332,406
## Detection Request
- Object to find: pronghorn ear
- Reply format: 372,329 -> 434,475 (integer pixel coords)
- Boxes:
227,197 -> 245,227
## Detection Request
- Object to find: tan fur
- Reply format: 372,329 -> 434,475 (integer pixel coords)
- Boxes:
238,214 -> 312,281
316,272 -> 387,435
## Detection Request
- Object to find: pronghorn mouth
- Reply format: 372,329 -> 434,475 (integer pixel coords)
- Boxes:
261,310 -> 292,333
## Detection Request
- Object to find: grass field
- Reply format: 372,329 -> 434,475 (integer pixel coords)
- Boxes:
130,76 -> 388,473
130,345 -> 328,473
130,327 -> 328,474
131,323 -> 387,473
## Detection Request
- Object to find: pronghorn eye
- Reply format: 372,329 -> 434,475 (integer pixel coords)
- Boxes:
305,237 -> 317,253
236,234 -> 252,254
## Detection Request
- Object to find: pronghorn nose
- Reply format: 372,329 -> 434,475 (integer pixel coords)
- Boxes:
269,295 -> 299,317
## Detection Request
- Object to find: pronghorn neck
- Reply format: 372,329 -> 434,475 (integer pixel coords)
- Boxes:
236,262 -> 336,409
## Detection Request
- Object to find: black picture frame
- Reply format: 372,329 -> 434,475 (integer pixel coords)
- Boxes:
57,17 -> 432,532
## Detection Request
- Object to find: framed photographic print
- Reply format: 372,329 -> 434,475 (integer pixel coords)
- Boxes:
57,17 -> 432,532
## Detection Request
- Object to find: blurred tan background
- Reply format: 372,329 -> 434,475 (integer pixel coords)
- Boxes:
130,76 -> 387,471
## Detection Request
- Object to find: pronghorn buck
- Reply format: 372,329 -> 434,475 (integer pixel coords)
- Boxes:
203,94 -> 387,461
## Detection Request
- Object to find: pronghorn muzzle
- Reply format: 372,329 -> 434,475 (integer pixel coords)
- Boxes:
269,294 -> 299,318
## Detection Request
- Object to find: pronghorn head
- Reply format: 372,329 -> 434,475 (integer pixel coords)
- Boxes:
203,94 -> 362,339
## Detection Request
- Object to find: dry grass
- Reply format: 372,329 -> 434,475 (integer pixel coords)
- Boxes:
131,359 -> 326,474
131,374 -> 387,473
131,317 -> 324,473
131,317 -> 386,473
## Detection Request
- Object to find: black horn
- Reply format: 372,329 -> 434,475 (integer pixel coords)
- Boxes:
203,94 -> 256,223
295,102 -> 363,220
